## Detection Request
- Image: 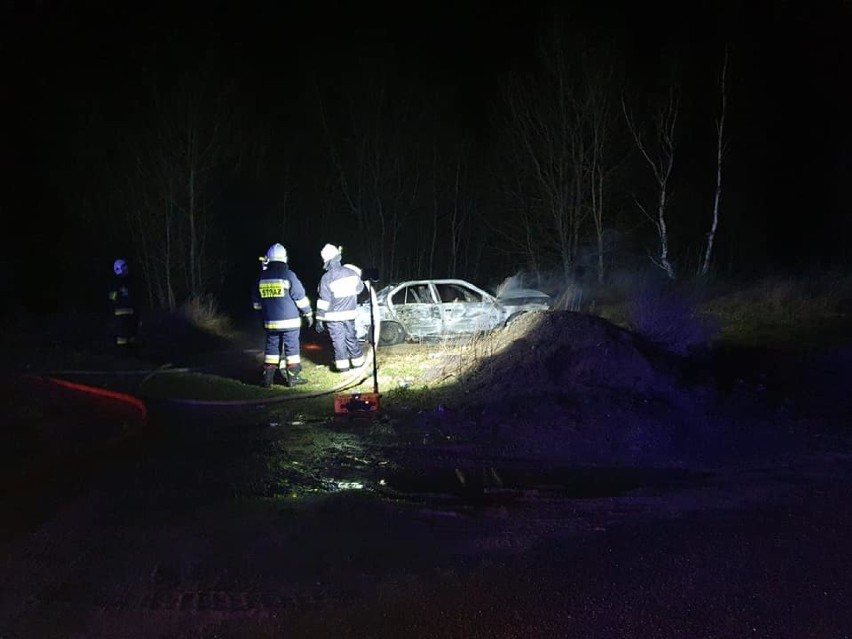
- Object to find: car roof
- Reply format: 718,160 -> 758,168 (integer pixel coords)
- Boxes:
382,279 -> 492,293
496,288 -> 551,298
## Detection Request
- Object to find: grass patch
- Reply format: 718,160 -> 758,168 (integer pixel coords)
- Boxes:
138,273 -> 852,406
582,272 -> 852,354
138,365 -> 364,403
711,316 -> 852,352
700,273 -> 852,351
179,294 -> 238,339
139,371 -> 294,401
135,336 -> 512,411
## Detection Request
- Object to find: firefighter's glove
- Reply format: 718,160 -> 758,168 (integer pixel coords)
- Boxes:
315,320 -> 325,334
304,313 -> 314,328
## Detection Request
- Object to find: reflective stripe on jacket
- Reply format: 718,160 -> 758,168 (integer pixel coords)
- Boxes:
316,261 -> 364,322
252,261 -> 311,330
108,276 -> 135,317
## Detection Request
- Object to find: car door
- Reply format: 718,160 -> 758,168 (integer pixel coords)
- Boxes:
435,281 -> 504,336
387,282 -> 443,339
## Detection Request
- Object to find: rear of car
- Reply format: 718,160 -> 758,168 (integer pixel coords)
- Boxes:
496,288 -> 554,323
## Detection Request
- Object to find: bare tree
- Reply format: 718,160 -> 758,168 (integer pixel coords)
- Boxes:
499,25 -> 620,283
245,128 -> 293,242
622,86 -> 680,280
119,71 -> 244,309
426,139 -> 474,277
584,62 -> 618,285
699,46 -> 730,277
276,159 -> 293,241
316,68 -> 426,282
428,142 -> 440,275
488,172 -> 548,278
122,145 -> 179,309
447,149 -> 473,278
502,56 -> 580,281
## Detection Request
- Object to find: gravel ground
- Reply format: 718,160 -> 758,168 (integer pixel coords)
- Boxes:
2,310 -> 852,637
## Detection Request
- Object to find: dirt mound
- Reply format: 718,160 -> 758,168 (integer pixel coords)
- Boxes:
418,311 -> 761,468
451,311 -> 685,402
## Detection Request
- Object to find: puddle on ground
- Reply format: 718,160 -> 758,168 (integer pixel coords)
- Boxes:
143,409 -> 709,510
373,466 -> 707,505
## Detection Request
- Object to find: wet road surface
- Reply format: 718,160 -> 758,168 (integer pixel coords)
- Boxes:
2,394 -> 852,638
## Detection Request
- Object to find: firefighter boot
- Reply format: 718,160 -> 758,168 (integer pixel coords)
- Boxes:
285,369 -> 308,387
262,365 -> 277,388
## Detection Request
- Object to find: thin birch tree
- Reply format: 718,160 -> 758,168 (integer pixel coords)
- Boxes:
699,46 -> 730,276
622,85 -> 680,279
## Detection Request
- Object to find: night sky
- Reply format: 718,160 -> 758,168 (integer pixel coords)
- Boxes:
1,0 -> 850,317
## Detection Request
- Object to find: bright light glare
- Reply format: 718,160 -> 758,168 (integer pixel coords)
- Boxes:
333,480 -> 365,491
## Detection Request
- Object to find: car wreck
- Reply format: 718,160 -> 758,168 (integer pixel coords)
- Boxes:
354,278 -> 552,346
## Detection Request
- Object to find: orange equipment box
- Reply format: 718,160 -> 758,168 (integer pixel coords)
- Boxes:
334,392 -> 381,415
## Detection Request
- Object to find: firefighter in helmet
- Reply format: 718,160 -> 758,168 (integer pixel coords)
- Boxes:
252,243 -> 314,387
108,258 -> 139,347
315,243 -> 366,372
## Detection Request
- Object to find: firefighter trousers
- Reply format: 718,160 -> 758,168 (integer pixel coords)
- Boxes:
326,320 -> 364,371
264,329 -> 302,373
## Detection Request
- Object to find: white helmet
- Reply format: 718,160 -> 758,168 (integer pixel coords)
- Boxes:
266,243 -> 288,263
113,259 -> 128,276
320,243 -> 341,264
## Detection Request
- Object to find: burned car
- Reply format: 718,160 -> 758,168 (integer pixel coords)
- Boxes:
355,278 -> 552,346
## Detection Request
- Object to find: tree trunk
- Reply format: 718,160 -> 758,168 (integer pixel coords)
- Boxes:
700,47 -> 729,277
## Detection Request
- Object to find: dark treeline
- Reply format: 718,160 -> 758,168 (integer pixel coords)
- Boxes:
2,0 -> 850,318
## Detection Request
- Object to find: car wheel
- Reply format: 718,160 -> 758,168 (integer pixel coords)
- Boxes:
379,321 -> 406,346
